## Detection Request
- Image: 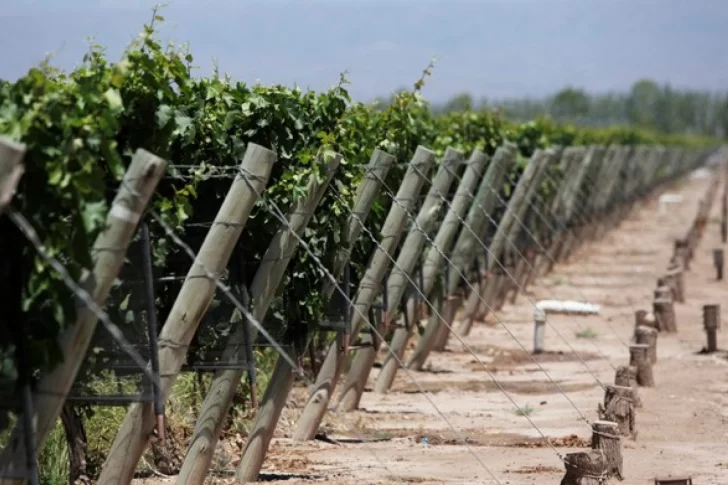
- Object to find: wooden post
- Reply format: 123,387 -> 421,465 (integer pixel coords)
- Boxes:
0,137 -> 25,214
408,144 -> 517,370
615,365 -> 641,408
1,150 -> 168,481
533,309 -> 546,354
653,296 -> 676,333
713,249 -> 724,281
635,309 -> 658,331
560,451 -> 609,485
96,145 -> 276,485
377,149 -> 490,392
635,325 -> 658,364
337,148 -> 449,412
230,149 -> 393,482
703,304 -> 719,353
597,385 -> 636,438
292,148 -> 431,442
674,238 -> 689,270
666,265 -> 685,303
177,152 -> 342,485
721,186 -> 727,243
629,344 -> 654,387
345,147 -> 463,401
591,420 -> 623,480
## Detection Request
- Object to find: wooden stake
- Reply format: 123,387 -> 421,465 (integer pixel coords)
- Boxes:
653,296 -> 676,333
3,150 -> 168,480
598,385 -> 636,439
591,420 -> 623,480
615,365 -> 642,408
713,249 -> 724,281
0,136 -> 26,214
97,144 -> 275,485
666,265 -> 685,303
703,304 -> 719,353
634,325 -> 658,364
292,148 -> 428,442
409,144 -> 518,370
561,451 -> 609,485
629,344 -> 654,387
635,309 -> 658,331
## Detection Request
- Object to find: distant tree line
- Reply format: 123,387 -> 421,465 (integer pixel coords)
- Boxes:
386,79 -> 728,139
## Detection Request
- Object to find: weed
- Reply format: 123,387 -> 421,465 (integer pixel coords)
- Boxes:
512,404 -> 536,416
576,328 -> 598,339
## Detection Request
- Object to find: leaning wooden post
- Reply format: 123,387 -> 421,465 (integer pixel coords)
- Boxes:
634,325 -> 658,364
373,150 -> 490,395
597,385 -> 636,439
615,365 -> 641,408
230,150 -> 392,480
95,145 -> 276,485
591,420 -> 624,480
357,148 -> 464,397
291,148 -> 433,442
0,137 -> 25,214
408,144 -> 518,369
629,344 -> 654,387
703,304 -> 720,353
340,147 -> 463,406
713,249 -> 724,281
176,152 -> 342,485
458,147 -> 549,337
0,150 -> 167,481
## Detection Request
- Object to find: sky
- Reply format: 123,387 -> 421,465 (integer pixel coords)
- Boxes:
1,0 -> 727,103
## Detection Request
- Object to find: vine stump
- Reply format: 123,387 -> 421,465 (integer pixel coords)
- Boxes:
653,296 -> 676,333
629,344 -> 654,387
714,249 -> 724,281
634,325 -> 658,363
615,365 -> 641,408
666,265 -> 685,303
703,304 -> 720,353
598,385 -> 636,439
635,310 -> 658,331
560,451 -> 608,485
591,420 -> 623,480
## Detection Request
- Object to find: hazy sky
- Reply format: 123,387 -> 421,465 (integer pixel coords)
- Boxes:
1,0 -> 727,102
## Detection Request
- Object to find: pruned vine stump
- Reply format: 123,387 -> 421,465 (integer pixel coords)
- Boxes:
629,344 -> 654,387
653,297 -> 676,333
714,249 -> 724,281
635,310 -> 658,331
615,365 -> 641,408
666,265 -> 685,303
703,304 -> 720,353
561,451 -> 609,485
598,385 -> 636,439
591,420 -> 623,480
634,325 -> 658,364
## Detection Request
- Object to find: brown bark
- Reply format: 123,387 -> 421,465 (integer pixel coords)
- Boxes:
597,385 -> 636,439
629,344 -> 654,387
591,420 -> 623,480
560,451 -> 609,485
60,404 -> 89,485
653,297 -> 676,333
614,365 -> 641,408
634,325 -> 658,364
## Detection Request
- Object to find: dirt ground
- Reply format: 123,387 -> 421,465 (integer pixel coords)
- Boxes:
147,169 -> 728,484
